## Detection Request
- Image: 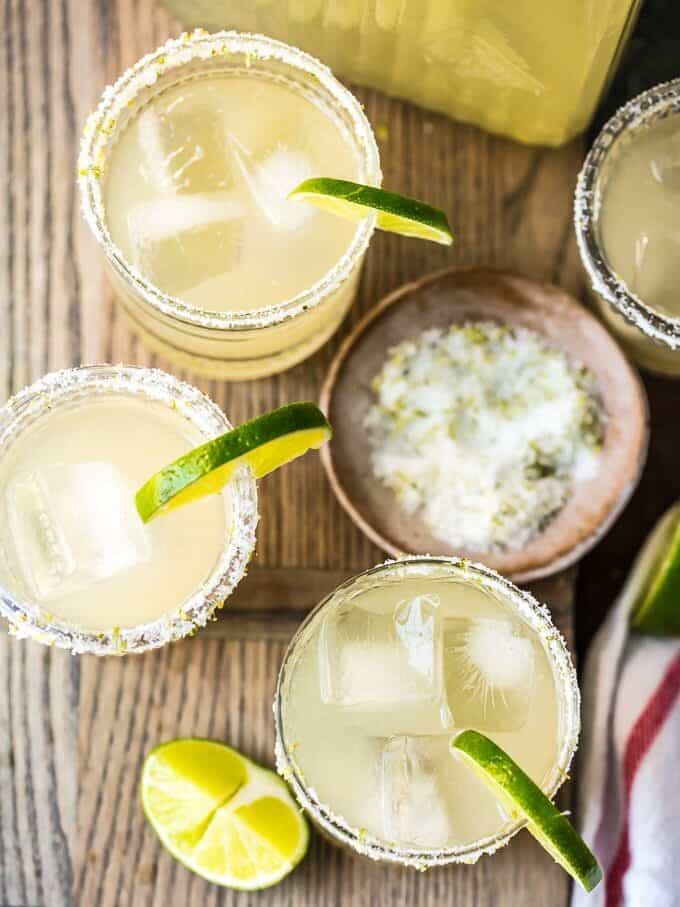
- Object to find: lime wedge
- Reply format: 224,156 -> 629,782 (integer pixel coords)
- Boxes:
288,178 -> 453,245
141,738 -> 309,890
632,504 -> 680,636
136,402 -> 331,522
451,730 -> 602,893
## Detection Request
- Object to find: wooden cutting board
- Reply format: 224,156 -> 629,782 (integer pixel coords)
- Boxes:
0,2 -> 585,905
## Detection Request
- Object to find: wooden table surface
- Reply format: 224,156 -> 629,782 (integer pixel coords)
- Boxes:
5,2 -> 671,906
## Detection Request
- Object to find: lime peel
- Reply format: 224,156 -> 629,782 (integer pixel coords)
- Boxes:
141,738 -> 309,890
135,402 -> 331,522
288,177 -> 453,246
451,729 -> 602,893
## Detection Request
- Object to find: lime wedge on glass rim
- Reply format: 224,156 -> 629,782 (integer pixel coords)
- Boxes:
451,730 -> 602,893
631,503 -> 680,636
288,178 -> 453,245
141,738 -> 309,890
135,402 -> 331,522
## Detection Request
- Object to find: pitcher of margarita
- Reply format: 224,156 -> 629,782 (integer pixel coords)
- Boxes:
161,0 -> 641,146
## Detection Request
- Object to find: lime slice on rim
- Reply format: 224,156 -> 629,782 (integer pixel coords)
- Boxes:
136,402 -> 331,522
288,178 -> 453,245
451,730 -> 602,893
632,504 -> 680,636
141,738 -> 309,890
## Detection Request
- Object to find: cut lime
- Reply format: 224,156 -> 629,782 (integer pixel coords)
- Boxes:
141,738 -> 309,890
451,730 -> 602,893
136,402 -> 331,522
632,504 -> 680,636
288,178 -> 453,245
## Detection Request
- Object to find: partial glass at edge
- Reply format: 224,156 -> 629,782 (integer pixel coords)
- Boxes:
0,366 -> 258,655
79,31 -> 381,380
575,78 -> 680,377
274,557 -> 580,868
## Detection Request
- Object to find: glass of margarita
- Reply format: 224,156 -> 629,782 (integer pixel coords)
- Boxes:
575,79 -> 680,377
79,30 -> 381,380
0,366 -> 257,654
275,557 -> 579,866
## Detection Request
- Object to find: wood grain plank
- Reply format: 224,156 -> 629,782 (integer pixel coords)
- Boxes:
0,636 -> 77,907
1,4 -> 84,904
0,0 -> 13,402
1,1 -> 584,904
226,566 -> 355,612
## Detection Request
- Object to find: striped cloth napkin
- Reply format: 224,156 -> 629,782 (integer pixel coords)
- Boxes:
571,508 -> 680,907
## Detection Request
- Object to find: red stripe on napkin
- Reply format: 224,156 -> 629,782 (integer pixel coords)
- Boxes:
605,650 -> 680,907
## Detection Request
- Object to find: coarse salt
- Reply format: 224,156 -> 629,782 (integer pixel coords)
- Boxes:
364,322 -> 603,552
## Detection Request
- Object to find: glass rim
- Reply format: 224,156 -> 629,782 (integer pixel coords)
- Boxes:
273,555 -> 580,868
78,29 -> 381,332
574,77 -> 680,350
0,364 -> 258,655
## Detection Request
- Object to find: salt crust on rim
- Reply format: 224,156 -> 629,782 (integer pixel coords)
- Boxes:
78,29 -> 381,331
0,365 -> 258,654
574,77 -> 680,350
274,556 -> 580,868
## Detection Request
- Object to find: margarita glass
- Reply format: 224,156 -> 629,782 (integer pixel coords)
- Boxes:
0,366 -> 257,654
79,30 -> 381,379
275,557 -> 579,866
575,79 -> 680,377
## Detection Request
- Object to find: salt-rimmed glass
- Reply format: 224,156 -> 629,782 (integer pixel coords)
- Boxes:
78,30 -> 381,380
575,78 -> 680,376
0,365 -> 258,655
274,556 -> 580,868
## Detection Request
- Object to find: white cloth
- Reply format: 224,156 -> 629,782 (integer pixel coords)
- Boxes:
571,508 -> 680,907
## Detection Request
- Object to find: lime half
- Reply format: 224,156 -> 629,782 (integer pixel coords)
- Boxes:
632,504 -> 680,636
451,730 -> 602,893
141,738 -> 309,890
288,178 -> 453,245
136,402 -> 331,522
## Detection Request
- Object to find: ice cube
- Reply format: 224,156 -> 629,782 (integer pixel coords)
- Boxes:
126,193 -> 244,296
424,19 -> 543,95
444,617 -> 535,732
631,232 -> 650,296
319,594 -> 442,705
137,105 -> 233,195
5,463 -> 151,603
395,593 -> 442,684
381,736 -> 454,848
225,131 -> 315,230
136,107 -> 175,194
126,194 -> 244,244
649,136 -> 680,191
318,594 -> 452,735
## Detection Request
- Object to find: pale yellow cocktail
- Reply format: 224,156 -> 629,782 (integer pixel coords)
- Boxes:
275,558 -> 579,865
576,80 -> 680,376
0,366 -> 257,653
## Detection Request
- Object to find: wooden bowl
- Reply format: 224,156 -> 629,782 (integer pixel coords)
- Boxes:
320,267 -> 649,583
